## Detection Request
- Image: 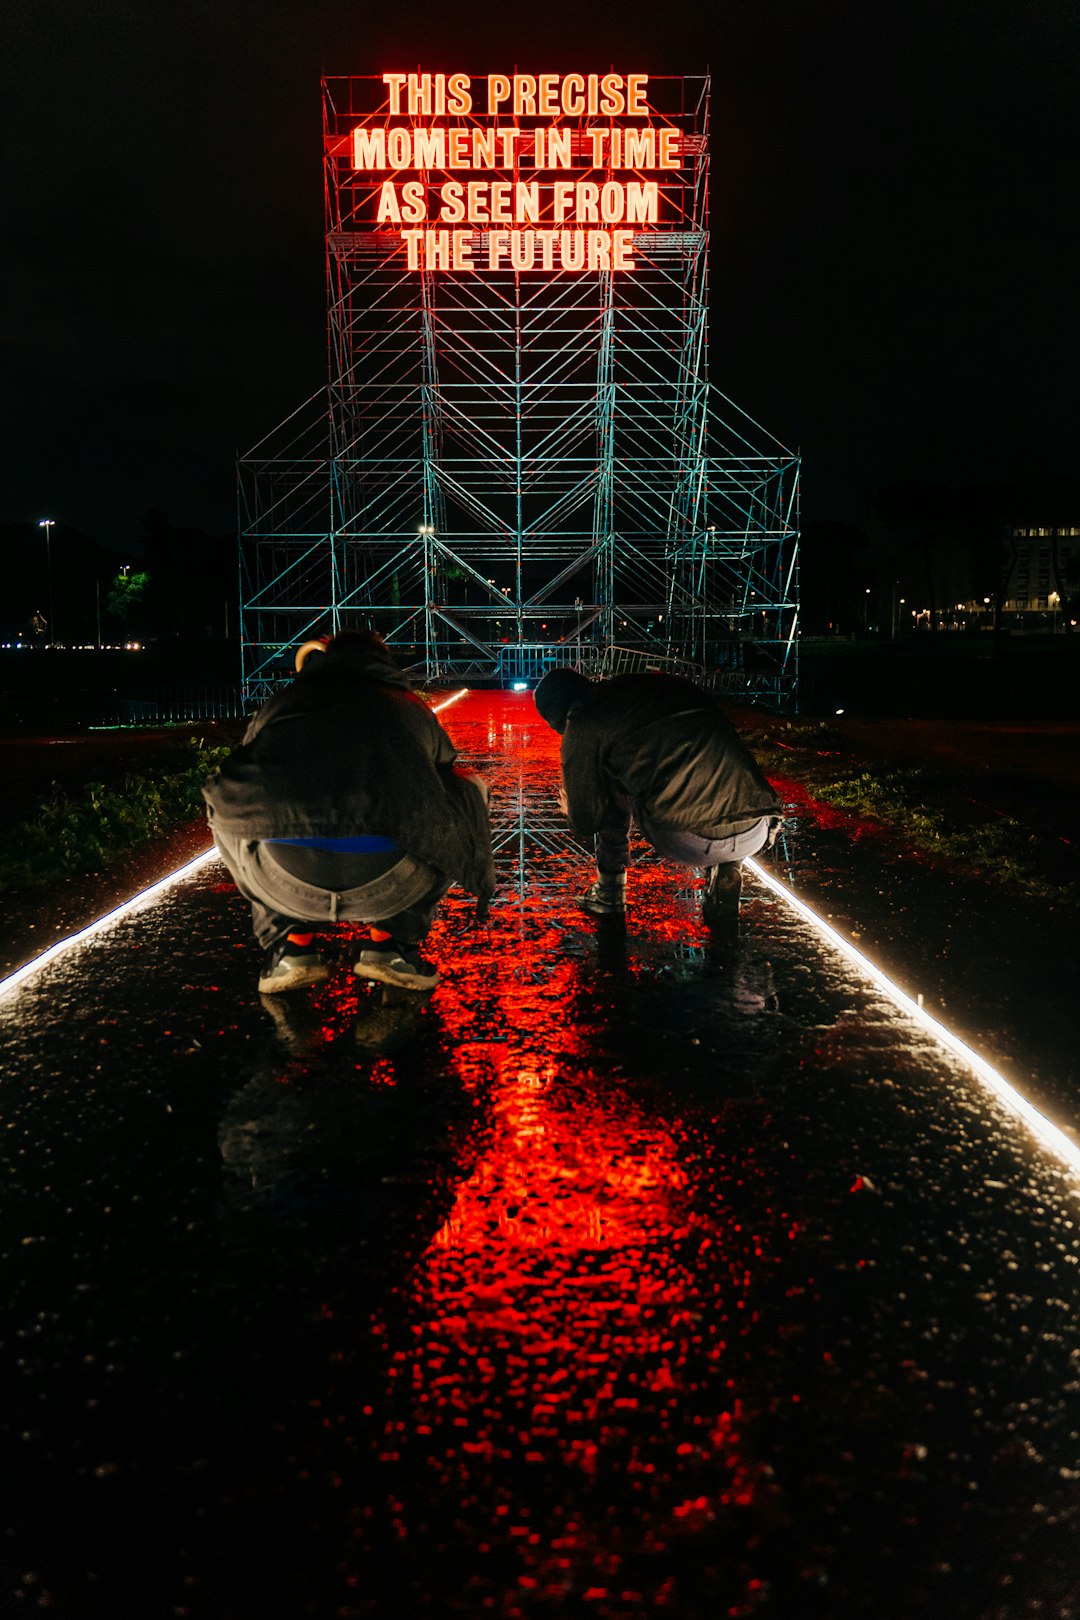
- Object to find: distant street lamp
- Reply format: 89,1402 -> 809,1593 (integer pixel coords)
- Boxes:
37,519 -> 56,645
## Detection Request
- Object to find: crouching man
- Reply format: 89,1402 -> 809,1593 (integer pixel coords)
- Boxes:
204,632 -> 493,993
533,666 -> 779,926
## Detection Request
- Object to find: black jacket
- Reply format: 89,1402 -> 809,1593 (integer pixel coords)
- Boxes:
560,673 -> 779,840
203,647 -> 495,902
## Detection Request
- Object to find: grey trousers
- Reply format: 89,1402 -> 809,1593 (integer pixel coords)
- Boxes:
639,811 -> 774,867
595,793 -> 774,874
212,830 -> 451,951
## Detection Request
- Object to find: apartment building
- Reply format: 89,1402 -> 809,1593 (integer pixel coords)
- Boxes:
1001,525 -> 1080,618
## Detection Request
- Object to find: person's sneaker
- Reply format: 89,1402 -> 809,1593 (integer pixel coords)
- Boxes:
353,939 -> 439,991
701,862 -> 742,928
258,936 -> 330,994
579,870 -> 627,918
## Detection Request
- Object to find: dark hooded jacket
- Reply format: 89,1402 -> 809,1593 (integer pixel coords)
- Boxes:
202,643 -> 494,903
559,672 -> 779,840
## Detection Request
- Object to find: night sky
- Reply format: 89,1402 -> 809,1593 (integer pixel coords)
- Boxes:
2,0 -> 1076,549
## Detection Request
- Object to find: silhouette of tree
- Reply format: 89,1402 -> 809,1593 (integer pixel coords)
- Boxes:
140,509 -> 235,639
873,482 -> 965,633
799,521 -> 873,634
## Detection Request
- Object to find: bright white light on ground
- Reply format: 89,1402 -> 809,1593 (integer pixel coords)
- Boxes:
512,681 -> 529,692
0,690 -> 472,1003
745,857 -> 1080,1181
0,850 -> 218,1003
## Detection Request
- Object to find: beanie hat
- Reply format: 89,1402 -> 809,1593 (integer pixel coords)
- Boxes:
533,667 -> 594,733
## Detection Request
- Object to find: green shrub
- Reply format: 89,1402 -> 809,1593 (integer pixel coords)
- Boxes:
0,738 -> 231,893
807,765 -> 1077,906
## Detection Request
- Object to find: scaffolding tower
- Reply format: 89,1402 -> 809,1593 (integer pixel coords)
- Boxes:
239,74 -> 799,704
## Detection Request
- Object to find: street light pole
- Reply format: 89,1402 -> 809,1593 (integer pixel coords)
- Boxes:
38,519 -> 56,645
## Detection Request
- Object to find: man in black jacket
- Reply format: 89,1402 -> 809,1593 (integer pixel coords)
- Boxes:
533,667 -> 779,926
204,632 -> 493,993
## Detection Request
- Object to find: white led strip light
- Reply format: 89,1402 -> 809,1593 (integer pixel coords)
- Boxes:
0,847 -> 220,1002
432,687 -> 467,715
0,689 -> 470,1004
745,856 -> 1080,1181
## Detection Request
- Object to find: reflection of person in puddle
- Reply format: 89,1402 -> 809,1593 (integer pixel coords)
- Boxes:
534,667 -> 780,926
219,992 -> 463,1246
259,981 -> 429,1057
204,631 -> 494,994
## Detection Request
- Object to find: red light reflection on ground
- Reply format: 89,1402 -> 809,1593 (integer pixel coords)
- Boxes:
432,1041 -> 689,1262
354,692 -> 780,1611
771,774 -> 894,841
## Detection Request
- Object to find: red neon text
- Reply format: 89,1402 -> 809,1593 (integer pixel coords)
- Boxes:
382,72 -> 650,118
353,126 -> 679,173
400,228 -> 638,273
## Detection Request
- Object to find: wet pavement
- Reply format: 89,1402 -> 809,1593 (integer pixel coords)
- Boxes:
2,691 -> 1079,1619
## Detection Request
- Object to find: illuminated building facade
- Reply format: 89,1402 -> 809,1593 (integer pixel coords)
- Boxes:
910,525 -> 1080,632
1001,525 -> 1080,623
239,72 -> 800,702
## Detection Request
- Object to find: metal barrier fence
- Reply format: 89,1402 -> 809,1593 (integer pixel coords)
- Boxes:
598,644 -> 795,708
495,643 -> 604,683
227,641 -> 794,709
85,687 -> 250,727
705,671 -> 798,704
597,644 -> 706,682
399,643 -> 605,687
69,660 -> 794,730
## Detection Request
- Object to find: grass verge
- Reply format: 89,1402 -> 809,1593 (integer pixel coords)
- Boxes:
750,722 -> 1079,909
0,737 -> 229,894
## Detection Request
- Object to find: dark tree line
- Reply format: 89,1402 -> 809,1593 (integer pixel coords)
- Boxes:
4,512 -> 236,645
801,478 -> 1080,636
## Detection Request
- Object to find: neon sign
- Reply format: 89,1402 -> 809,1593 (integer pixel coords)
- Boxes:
350,72 -> 682,274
